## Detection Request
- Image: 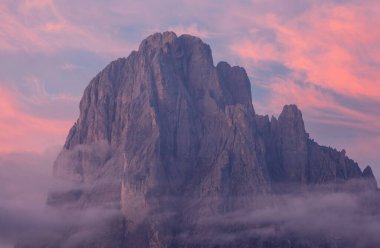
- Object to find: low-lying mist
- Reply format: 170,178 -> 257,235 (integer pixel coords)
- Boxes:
178,189 -> 380,247
0,149 -> 120,247
1,148 -> 379,247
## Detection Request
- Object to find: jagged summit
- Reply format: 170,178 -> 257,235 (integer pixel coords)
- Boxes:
279,104 -> 303,121
363,165 -> 378,188
48,32 -> 378,247
138,31 -> 178,51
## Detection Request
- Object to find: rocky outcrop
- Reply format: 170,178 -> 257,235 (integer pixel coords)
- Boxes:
255,104 -> 377,192
47,31 -> 378,247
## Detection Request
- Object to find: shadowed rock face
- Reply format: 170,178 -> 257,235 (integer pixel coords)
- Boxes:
47,32 -> 378,247
255,104 -> 376,192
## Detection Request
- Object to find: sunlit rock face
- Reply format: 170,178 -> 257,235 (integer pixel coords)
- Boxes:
44,32 -> 378,247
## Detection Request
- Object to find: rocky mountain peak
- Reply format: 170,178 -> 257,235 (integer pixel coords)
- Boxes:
138,31 -> 177,51
138,31 -> 214,67
278,104 -> 306,134
363,165 -> 375,178
48,32 -> 378,247
216,61 -> 252,106
363,165 -> 378,188
55,31 -> 270,211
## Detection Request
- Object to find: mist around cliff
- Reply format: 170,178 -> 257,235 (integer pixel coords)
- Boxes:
0,149 -> 120,247
0,145 -> 380,247
178,189 -> 380,247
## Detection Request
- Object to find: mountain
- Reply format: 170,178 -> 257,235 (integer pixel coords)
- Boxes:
34,32 -> 378,247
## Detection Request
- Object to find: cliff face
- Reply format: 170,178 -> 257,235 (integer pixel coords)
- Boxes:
48,32 -> 377,247
255,105 -> 376,192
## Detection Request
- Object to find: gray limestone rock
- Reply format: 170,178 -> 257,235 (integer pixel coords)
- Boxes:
43,31 -> 378,247
255,104 -> 376,193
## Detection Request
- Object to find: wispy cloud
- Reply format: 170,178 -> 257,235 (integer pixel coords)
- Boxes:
0,83 -> 75,153
169,24 -> 210,38
0,0 -> 133,56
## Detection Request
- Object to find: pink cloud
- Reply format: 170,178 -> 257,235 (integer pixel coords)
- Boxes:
0,2 -> 48,52
229,2 -> 380,139
0,85 -> 73,153
231,39 -> 278,61
0,1 -> 132,57
263,80 -> 380,131
22,0 -> 52,10
169,24 -> 210,38
232,2 -> 380,99
43,22 -> 65,32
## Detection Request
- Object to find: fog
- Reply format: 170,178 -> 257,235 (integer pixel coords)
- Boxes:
0,148 -> 120,247
1,148 -> 379,247
184,190 -> 380,246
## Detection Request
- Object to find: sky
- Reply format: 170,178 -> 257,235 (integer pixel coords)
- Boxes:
0,0 -> 380,180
